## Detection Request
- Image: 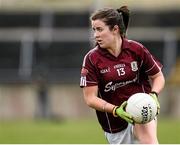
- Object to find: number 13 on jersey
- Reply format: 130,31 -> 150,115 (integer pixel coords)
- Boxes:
116,68 -> 125,76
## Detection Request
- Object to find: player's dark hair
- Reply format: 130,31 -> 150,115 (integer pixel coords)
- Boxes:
90,6 -> 130,37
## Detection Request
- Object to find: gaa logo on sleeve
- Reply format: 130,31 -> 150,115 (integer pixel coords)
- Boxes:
80,68 -> 88,87
131,61 -> 138,71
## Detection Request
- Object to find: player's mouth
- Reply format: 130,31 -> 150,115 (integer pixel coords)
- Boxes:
97,39 -> 103,44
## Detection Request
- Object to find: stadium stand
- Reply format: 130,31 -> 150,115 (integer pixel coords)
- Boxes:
0,0 -> 180,119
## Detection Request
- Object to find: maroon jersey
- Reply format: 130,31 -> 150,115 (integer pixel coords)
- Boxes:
80,38 -> 162,133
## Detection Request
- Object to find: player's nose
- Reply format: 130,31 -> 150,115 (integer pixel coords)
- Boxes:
94,31 -> 100,39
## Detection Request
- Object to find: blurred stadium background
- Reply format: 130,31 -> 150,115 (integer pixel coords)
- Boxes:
0,0 -> 180,143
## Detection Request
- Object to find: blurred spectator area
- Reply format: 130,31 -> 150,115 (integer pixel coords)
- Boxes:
0,0 -> 180,119
0,9 -> 180,83
0,11 -> 90,83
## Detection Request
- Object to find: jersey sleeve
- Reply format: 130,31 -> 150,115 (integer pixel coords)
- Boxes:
80,53 -> 98,88
140,45 -> 163,76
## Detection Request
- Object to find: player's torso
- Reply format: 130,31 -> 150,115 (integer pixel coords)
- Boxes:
95,48 -> 139,93
94,48 -> 142,132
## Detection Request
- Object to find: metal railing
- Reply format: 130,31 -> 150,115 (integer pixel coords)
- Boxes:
0,26 -> 179,82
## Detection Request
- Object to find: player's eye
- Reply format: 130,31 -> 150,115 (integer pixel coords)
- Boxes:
92,27 -> 95,31
97,27 -> 103,32
92,27 -> 103,33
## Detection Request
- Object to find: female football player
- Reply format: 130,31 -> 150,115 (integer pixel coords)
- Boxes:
80,6 -> 165,144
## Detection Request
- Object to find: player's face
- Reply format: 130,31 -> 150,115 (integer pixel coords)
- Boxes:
91,19 -> 117,49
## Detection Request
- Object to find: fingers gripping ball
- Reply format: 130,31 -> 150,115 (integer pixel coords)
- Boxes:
115,101 -> 134,124
126,93 -> 157,124
149,92 -> 160,115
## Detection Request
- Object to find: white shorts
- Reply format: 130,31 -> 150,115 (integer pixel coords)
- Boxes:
104,124 -> 139,144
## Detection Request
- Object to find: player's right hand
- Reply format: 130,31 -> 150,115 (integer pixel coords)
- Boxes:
114,101 -> 134,124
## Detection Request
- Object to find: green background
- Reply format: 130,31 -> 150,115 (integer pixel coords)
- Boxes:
0,117 -> 179,144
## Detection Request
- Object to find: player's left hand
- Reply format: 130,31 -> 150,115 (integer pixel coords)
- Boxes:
149,92 -> 160,115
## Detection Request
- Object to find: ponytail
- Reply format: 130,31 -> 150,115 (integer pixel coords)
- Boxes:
117,6 -> 130,36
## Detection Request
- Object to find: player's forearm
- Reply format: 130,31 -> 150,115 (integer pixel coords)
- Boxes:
83,86 -> 115,113
84,94 -> 115,113
150,71 -> 165,94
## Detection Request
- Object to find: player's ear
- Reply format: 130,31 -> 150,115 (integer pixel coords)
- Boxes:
112,25 -> 119,34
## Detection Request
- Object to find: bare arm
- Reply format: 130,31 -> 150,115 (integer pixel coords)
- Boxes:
149,71 -> 165,94
83,86 -> 115,113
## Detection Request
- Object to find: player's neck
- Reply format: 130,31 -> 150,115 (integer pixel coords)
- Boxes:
108,37 -> 122,57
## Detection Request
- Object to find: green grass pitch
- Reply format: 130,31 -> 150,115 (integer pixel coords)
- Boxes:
0,118 -> 179,144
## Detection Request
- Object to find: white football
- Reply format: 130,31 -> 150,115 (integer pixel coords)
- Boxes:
126,93 -> 157,124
